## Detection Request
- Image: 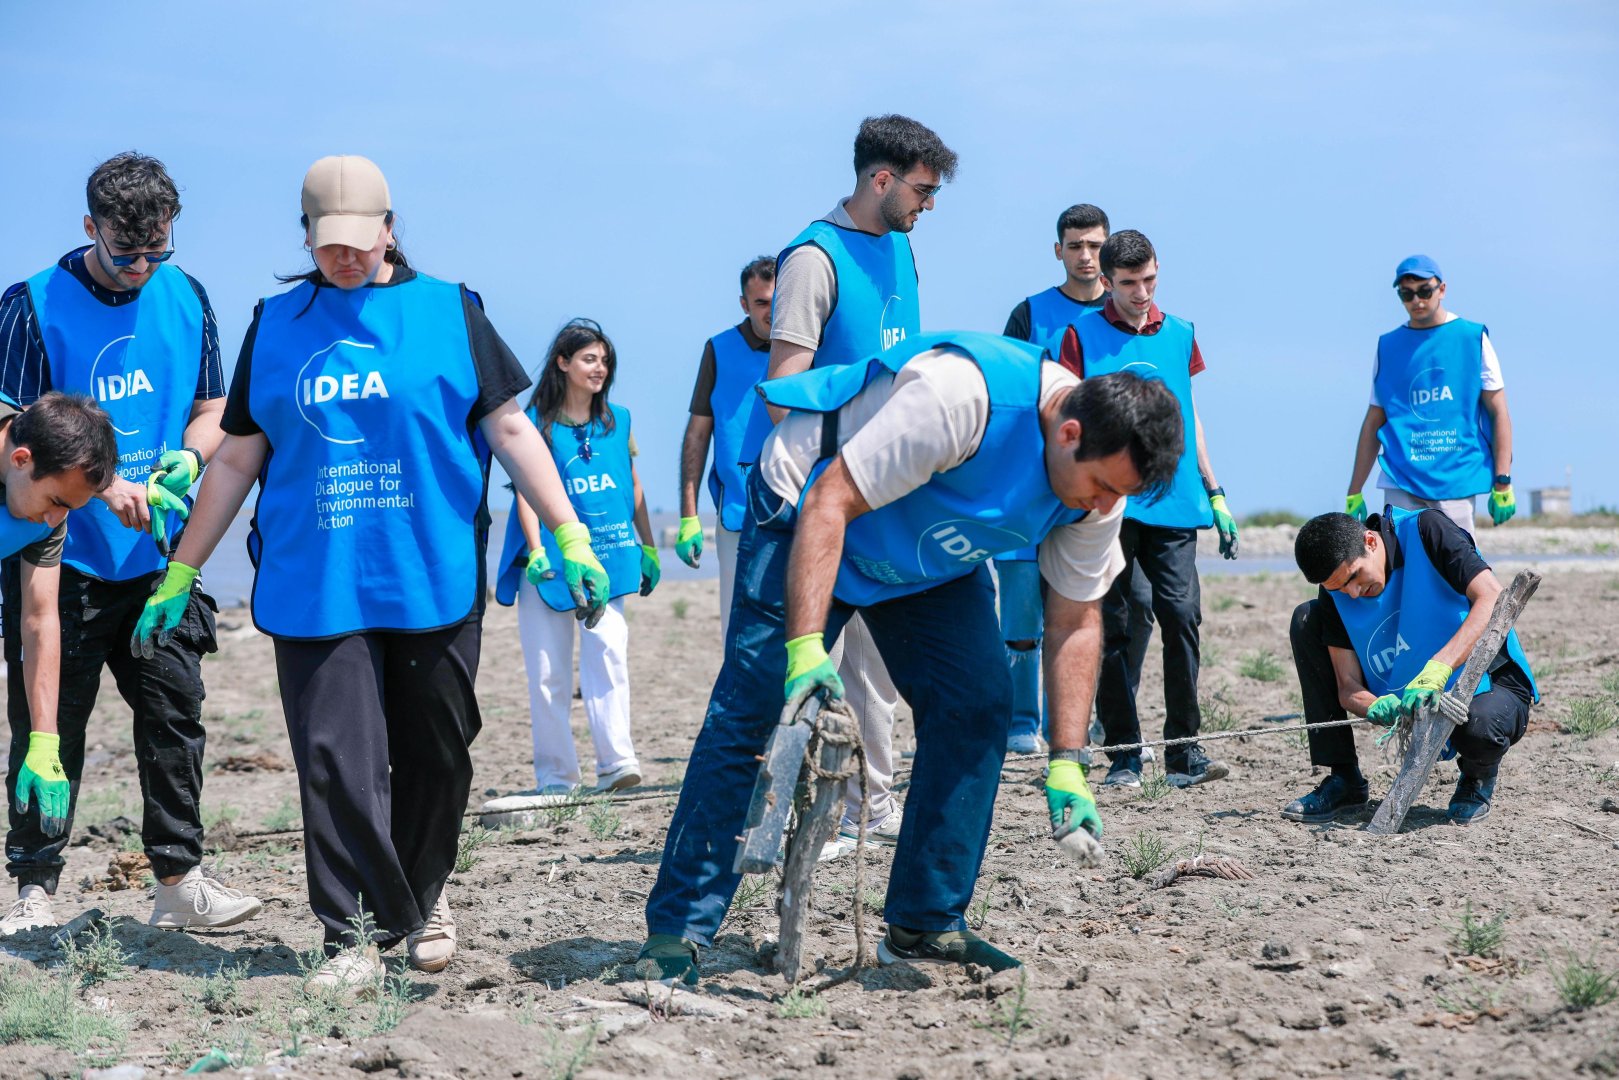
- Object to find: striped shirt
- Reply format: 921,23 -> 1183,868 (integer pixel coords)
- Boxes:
0,247 -> 225,406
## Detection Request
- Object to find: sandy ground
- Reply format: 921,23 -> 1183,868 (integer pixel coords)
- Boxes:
2,563 -> 1618,1078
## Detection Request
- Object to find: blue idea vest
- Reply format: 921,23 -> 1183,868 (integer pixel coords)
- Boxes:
706,327 -> 769,532
738,220 -> 923,465
1374,319 -> 1494,500
1073,310 -> 1210,529
247,275 -> 488,639
0,392 -> 54,560
25,260 -> 202,580
760,331 -> 1088,606
1023,286 -> 1104,359
495,404 -> 641,613
1329,508 -> 1538,699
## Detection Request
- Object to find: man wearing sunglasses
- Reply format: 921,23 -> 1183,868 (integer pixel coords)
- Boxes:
745,115 -> 958,863
0,152 -> 258,935
1343,256 -> 1516,535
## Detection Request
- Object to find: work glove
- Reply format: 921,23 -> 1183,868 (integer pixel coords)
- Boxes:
149,448 -> 202,500
1045,758 -> 1102,841
1345,492 -> 1368,521
146,481 -> 190,556
1400,659 -> 1453,716
14,731 -> 69,837
1209,493 -> 1240,559
554,521 -> 609,629
784,632 -> 844,716
525,548 -> 553,585
130,561 -> 198,659
1489,487 -> 1516,527
675,516 -> 704,568
639,544 -> 661,597
1365,693 -> 1404,728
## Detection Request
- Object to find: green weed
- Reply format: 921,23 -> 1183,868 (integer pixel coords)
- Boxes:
1601,670 -> 1619,699
455,824 -> 498,873
1564,698 -> 1617,740
1548,950 -> 1619,1010
191,961 -> 251,1016
732,873 -> 776,912
1239,650 -> 1286,682
777,987 -> 827,1019
1201,693 -> 1239,732
1211,593 -> 1240,613
76,783 -> 135,825
671,598 -> 690,620
1448,902 -> 1507,958
0,965 -> 128,1063
59,919 -> 131,988
1138,768 -> 1173,801
1118,832 -> 1172,880
978,969 -> 1036,1048
537,1021 -> 598,1078
585,798 -> 622,842
966,879 -> 997,930
1436,977 -> 1505,1015
263,797 -> 302,833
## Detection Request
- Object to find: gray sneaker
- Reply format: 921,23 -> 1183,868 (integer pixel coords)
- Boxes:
150,866 -> 262,929
0,885 -> 55,936
1102,758 -> 1143,789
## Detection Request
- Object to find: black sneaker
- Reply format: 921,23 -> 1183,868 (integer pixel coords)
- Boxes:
876,926 -> 1021,972
1281,774 -> 1370,823
1102,756 -> 1143,789
635,934 -> 699,985
1447,775 -> 1495,826
1166,745 -> 1229,788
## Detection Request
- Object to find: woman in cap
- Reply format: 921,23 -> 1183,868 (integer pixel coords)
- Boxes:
488,319 -> 658,809
130,155 -> 609,990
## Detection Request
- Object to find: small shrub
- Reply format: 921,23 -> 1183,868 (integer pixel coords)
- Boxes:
263,797 -> 302,833
544,794 -> 584,827
585,798 -> 622,842
1436,976 -> 1504,1015
59,919 -> 130,989
966,880 -> 997,930
777,987 -> 826,1019
1239,650 -> 1286,683
1600,671 -> 1619,699
193,961 -> 250,1016
1564,698 -> 1617,740
671,598 -> 690,620
0,966 -> 128,1062
1548,950 -> 1619,1010
1211,593 -> 1240,613
978,969 -> 1036,1048
455,825 -> 497,874
1448,902 -> 1507,958
732,873 -> 776,912
1138,768 -> 1173,802
1118,832 -> 1172,880
1202,694 -> 1238,732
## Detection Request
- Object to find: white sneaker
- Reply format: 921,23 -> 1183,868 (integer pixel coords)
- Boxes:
593,763 -> 642,793
305,945 -> 383,998
838,807 -> 903,848
0,885 -> 56,935
149,866 -> 263,929
406,890 -> 456,973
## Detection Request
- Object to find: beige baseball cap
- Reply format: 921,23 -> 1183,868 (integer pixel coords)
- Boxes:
301,155 -> 391,250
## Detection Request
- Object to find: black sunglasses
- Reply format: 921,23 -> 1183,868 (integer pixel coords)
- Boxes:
1395,283 -> 1440,302
96,223 -> 175,267
571,423 -> 592,463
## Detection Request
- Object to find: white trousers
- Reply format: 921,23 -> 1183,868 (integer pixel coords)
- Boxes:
716,526 -> 741,641
516,588 -> 637,789
1380,486 -> 1477,538
831,614 -> 899,828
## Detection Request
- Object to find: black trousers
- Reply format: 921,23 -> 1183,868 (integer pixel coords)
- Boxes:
1289,599 -> 1532,779
275,618 -> 482,953
4,565 -> 216,892
1098,520 -> 1202,764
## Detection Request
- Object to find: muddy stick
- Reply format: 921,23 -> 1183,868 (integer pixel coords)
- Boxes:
1367,569 -> 1540,836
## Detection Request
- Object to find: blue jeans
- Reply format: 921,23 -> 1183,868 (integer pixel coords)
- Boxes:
994,558 -> 1044,740
645,472 -> 1012,944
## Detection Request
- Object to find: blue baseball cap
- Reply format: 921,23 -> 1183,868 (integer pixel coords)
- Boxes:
1392,255 -> 1443,285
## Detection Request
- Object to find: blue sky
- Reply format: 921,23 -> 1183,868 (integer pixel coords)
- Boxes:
3,2 -> 1615,517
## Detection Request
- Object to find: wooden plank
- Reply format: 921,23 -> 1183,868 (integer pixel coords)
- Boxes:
1366,570 -> 1540,836
733,713 -> 813,876
774,699 -> 853,984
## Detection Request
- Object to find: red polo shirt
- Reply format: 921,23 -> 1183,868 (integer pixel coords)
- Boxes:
1057,300 -> 1206,378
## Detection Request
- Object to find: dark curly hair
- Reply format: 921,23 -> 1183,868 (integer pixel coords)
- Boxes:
853,115 -> 958,181
85,152 -> 181,246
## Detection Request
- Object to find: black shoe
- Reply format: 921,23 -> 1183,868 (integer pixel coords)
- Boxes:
1102,756 -> 1142,789
876,926 -> 1021,972
635,934 -> 699,985
1448,775 -> 1495,826
1166,745 -> 1229,788
1281,774 -> 1370,823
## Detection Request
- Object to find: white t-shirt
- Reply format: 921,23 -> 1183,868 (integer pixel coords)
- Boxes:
769,201 -> 859,351
1371,312 -> 1503,490
758,346 -> 1125,603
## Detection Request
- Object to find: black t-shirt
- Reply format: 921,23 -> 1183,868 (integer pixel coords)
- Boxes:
221,265 -> 530,436
686,320 -> 769,417
1316,510 -> 1506,667
1002,291 -> 1107,343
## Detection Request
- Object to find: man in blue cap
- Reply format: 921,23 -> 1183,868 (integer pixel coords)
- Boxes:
1343,256 -> 1517,535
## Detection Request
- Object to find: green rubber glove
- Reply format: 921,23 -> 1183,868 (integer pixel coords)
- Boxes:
130,561 -> 198,659
639,544 -> 661,597
784,632 -> 844,715
525,548 -> 553,585
1045,758 -> 1102,841
554,521 -> 609,629
149,448 -> 202,500
14,731 -> 69,837
1365,693 -> 1404,728
1346,492 -> 1368,521
676,516 -> 704,568
1400,659 -> 1453,716
1489,487 -> 1515,526
1209,493 -> 1239,559
146,476 -> 189,553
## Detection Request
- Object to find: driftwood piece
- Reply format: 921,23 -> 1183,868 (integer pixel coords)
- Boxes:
1366,570 -> 1541,836
1147,855 -> 1256,890
733,710 -> 814,876
774,699 -> 853,984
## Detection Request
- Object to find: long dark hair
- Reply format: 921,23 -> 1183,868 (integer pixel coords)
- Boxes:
276,211 -> 411,316
528,318 -> 618,444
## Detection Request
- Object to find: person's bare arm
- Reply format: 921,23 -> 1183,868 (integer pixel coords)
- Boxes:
765,341 -> 816,425
1043,592 -> 1104,752
514,494 -> 542,554
1348,405 -> 1386,495
631,463 -> 655,548
171,433 -> 269,569
479,398 -> 579,532
785,456 -> 869,639
1193,403 -> 1219,490
1329,645 -> 1380,716
19,560 -> 61,735
679,413 -> 714,518
1482,388 -> 1512,483
183,396 -> 227,462
1427,567 -> 1503,673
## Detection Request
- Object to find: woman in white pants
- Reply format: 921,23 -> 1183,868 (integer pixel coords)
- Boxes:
493,319 -> 659,796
